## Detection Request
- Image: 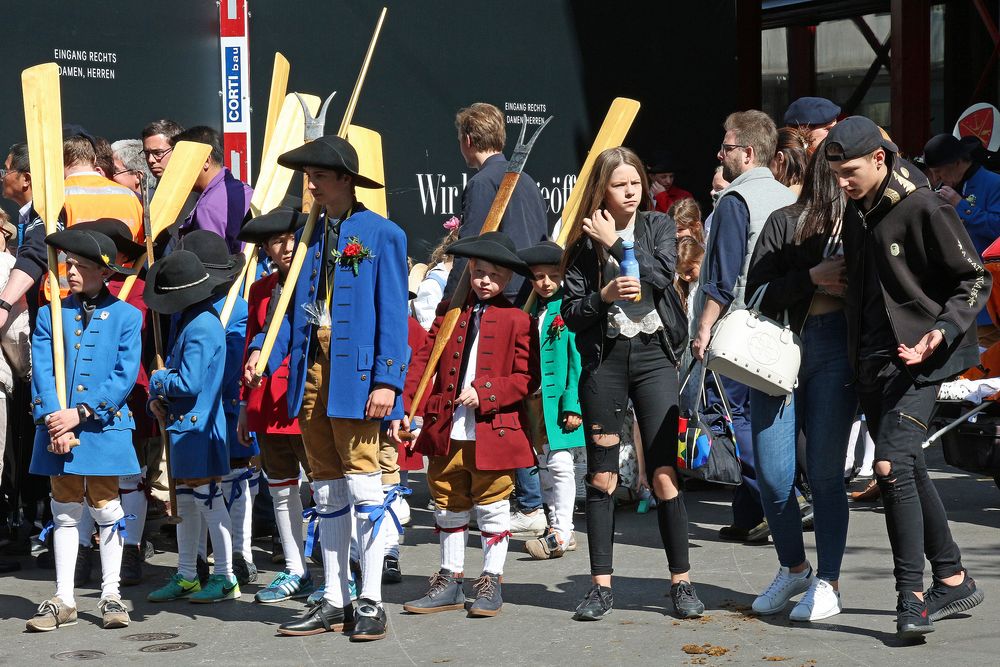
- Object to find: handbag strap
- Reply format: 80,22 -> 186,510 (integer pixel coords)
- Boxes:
709,369 -> 735,423
746,282 -> 791,328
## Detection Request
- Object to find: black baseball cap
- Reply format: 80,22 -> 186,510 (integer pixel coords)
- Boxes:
823,116 -> 898,161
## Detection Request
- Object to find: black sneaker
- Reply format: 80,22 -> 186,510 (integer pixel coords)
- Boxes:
573,584 -> 613,621
277,599 -> 356,636
670,580 -> 705,618
925,572 -> 984,621
75,547 -> 93,586
233,554 -> 259,585
120,545 -> 143,586
196,555 -> 209,586
468,572 -> 502,617
403,569 -> 466,613
350,598 -> 387,641
896,591 -> 934,640
382,555 -> 402,584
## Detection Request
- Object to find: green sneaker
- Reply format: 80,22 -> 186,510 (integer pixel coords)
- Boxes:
147,573 -> 202,602
189,574 -> 240,603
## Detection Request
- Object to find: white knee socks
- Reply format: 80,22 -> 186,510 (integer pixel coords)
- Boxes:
347,471 -> 385,603
51,499 -> 84,608
545,449 -> 576,545
476,500 -> 511,575
382,484 -> 401,559
119,470 -> 147,547
175,490 -> 201,581
436,508 -> 470,573
193,483 -> 233,577
90,499 -> 126,599
270,478 -> 306,577
314,478 -> 351,607
222,468 -> 257,560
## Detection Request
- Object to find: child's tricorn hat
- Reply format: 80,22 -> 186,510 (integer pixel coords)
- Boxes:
72,218 -> 145,261
518,240 -> 563,267
143,250 -> 228,314
46,229 -> 137,275
178,230 -> 246,292
446,232 -> 532,277
237,206 -> 306,245
277,135 -> 383,189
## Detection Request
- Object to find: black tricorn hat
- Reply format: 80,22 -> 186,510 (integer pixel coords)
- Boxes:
922,133 -> 980,168
518,241 -> 564,267
446,232 -> 532,277
46,229 -> 137,276
143,250 -> 227,314
72,218 -> 145,260
178,230 -> 245,290
277,135 -> 383,189
645,149 -> 677,174
237,206 -> 306,244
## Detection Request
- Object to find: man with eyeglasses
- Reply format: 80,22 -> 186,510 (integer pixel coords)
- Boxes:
110,139 -> 149,198
689,110 -> 797,543
141,119 -> 184,180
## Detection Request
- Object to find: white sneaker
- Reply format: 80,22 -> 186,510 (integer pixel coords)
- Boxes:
752,564 -> 812,615
510,510 -> 546,537
789,578 -> 842,621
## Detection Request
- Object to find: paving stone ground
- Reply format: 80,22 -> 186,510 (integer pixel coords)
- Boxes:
3,446 -> 998,666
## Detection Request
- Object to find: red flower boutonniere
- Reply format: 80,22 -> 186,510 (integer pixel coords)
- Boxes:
547,314 -> 566,340
332,236 -> 375,276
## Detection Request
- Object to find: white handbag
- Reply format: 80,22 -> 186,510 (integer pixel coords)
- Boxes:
705,285 -> 801,396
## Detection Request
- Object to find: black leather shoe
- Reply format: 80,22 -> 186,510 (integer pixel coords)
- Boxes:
120,545 -> 143,586
0,558 -> 21,573
382,555 -> 402,584
350,598 -> 387,641
277,599 -> 356,636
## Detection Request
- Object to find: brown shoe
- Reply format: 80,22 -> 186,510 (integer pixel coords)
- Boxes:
25,597 -> 78,632
851,479 -> 881,502
524,529 -> 566,560
98,595 -> 131,629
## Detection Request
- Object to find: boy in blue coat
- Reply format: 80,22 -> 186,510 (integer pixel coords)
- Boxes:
26,229 -> 142,632
144,250 -> 239,604
180,231 -> 259,586
244,135 -> 408,641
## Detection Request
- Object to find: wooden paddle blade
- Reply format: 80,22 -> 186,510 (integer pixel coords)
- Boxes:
21,63 -> 64,232
347,124 -> 387,217
220,242 -> 256,326
261,52 -> 290,160
252,92 -> 320,217
557,97 -> 640,246
149,141 -> 212,239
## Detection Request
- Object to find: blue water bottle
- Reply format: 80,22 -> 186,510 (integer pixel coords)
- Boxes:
620,241 -> 641,302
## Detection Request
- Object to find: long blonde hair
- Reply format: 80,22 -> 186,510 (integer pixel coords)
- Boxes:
562,146 -> 650,271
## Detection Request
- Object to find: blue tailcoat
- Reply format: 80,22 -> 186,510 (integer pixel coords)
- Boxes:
30,293 -> 142,477
211,294 -> 257,459
956,164 -> 1000,325
150,302 -> 229,479
251,206 -> 409,420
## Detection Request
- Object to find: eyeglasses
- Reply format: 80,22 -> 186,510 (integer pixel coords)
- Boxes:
0,168 -> 19,180
143,147 -> 173,160
720,143 -> 748,154
112,167 -> 139,178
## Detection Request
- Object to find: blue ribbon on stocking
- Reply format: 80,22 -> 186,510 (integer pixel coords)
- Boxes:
302,505 -> 350,557
355,485 -> 412,547
100,514 -> 137,544
225,468 -> 257,508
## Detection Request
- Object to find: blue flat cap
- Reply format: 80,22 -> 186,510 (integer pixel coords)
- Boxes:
784,97 -> 841,127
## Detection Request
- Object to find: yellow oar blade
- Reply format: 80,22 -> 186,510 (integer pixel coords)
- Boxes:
347,124 -> 387,217
21,63 -> 64,232
252,93 -> 319,217
261,52 -> 290,160
149,141 -> 213,239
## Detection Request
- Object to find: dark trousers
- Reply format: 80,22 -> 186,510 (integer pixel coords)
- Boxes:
579,334 -> 690,577
856,358 -> 964,592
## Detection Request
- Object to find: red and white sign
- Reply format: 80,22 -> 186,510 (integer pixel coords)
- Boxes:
219,0 -> 251,183
954,103 -> 1000,153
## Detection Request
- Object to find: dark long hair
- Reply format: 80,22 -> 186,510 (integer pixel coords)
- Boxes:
792,140 -> 846,244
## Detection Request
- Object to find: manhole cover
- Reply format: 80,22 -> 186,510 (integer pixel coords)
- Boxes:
123,633 -> 179,642
138,642 -> 197,653
51,650 -> 106,661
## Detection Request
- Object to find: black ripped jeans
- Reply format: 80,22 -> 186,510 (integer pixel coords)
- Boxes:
855,357 -> 964,592
579,333 -> 690,577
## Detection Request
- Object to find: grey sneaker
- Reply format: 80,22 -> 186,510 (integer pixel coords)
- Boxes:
467,572 -> 503,617
403,569 -> 466,613
98,595 -> 131,629
670,580 -> 705,618
573,584 -> 613,621
25,597 -> 78,632
233,553 -> 259,585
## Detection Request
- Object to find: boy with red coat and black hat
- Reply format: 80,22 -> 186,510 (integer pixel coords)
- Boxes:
395,231 -> 539,618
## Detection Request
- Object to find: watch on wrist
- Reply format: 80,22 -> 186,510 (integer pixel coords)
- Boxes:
0,299 -> 12,312
76,404 -> 89,422
937,328 -> 947,341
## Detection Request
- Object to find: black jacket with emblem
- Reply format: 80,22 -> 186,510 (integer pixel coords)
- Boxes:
843,155 -> 991,382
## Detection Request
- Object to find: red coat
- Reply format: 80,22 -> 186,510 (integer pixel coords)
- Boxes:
108,275 -> 155,438
654,185 -> 694,213
398,317 -> 429,471
241,272 -> 300,434
404,295 -> 539,471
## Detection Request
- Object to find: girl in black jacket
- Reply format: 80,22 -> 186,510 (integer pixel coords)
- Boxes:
561,147 -> 701,621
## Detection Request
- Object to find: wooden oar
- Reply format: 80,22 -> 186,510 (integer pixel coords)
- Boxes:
348,124 -> 387,217
405,115 -> 552,427
523,97 -> 640,314
253,7 -> 388,380
261,53 -> 290,161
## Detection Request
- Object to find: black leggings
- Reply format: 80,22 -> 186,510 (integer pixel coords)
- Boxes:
579,333 -> 690,577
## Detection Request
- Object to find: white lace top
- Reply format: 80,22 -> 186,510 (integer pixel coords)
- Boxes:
605,220 -> 664,338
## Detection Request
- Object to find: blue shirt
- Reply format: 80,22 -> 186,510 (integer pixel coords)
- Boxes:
700,195 -> 750,308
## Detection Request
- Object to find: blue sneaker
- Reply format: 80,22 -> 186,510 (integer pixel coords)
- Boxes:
306,585 -> 326,607
255,571 -> 316,604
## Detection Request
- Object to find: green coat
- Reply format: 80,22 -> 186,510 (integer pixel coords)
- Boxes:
535,293 -> 584,450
